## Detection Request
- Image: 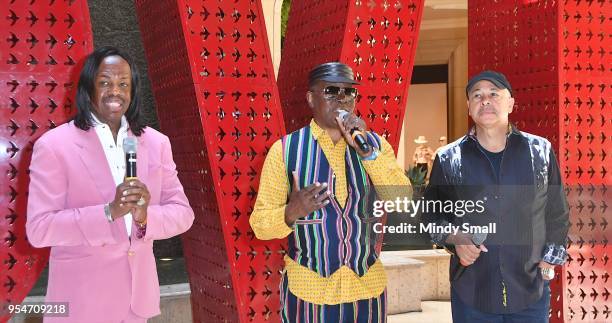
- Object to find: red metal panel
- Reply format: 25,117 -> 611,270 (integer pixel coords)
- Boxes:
0,0 -> 93,321
278,1 -> 352,132
345,0 -> 424,149
135,1 -> 285,321
278,0 -> 425,150
137,1 -> 423,321
469,1 -> 611,322
560,1 -> 610,322
135,2 -> 240,321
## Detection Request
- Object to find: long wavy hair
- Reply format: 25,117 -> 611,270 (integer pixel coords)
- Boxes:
73,46 -> 146,136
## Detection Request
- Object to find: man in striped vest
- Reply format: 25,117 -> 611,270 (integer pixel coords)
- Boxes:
250,62 -> 410,322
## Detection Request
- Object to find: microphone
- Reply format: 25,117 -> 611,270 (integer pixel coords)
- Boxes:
123,137 -> 137,180
337,110 -> 371,154
451,231 -> 487,281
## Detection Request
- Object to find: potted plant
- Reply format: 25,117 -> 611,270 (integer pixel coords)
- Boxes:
406,166 -> 427,198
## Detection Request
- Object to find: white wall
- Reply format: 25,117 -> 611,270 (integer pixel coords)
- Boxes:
260,0 -> 283,77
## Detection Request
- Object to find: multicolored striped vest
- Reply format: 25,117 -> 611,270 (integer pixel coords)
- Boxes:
282,126 -> 383,277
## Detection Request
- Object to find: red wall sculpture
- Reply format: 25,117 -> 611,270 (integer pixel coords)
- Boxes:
279,0 -> 424,149
469,1 -> 610,322
135,1 -> 285,321
136,0 -> 423,322
0,1 -> 93,321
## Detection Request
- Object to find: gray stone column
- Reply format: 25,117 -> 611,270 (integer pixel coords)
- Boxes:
87,0 -> 159,130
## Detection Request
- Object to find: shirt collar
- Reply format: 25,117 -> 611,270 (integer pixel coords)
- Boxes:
309,119 -> 347,149
309,119 -> 326,140
466,122 -> 520,142
91,113 -> 129,134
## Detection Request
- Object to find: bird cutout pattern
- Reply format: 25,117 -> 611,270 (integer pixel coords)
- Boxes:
469,1 -> 610,322
0,0 -> 93,321
135,0 -> 423,321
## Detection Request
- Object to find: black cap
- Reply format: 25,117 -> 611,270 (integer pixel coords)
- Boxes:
466,70 -> 513,97
308,62 -> 359,86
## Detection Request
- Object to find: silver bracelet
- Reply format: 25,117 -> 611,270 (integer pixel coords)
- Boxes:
104,203 -> 113,222
541,267 -> 555,280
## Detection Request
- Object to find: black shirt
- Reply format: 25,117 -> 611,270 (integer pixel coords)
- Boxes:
479,144 -> 505,180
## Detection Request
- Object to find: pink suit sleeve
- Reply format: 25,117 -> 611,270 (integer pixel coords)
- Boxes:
26,139 -> 117,247
137,137 -> 194,241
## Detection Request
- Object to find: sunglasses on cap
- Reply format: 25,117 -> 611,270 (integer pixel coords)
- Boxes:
318,86 -> 358,100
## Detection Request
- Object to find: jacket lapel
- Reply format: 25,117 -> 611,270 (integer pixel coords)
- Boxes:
74,126 -> 116,202
134,132 -> 149,182
73,124 -> 150,241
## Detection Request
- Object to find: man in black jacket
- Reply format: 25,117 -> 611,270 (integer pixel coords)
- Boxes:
425,70 -> 569,322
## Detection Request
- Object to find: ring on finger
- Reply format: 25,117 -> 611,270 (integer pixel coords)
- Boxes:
137,197 -> 146,206
541,267 -> 555,280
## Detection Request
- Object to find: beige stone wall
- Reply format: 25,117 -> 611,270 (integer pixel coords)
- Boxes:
398,84 -> 448,170
448,40 -> 469,141
260,0 -> 283,77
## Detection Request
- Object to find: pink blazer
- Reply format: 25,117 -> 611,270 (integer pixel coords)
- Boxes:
26,122 -> 194,322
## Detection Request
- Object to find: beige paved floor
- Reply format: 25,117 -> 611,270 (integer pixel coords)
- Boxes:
388,301 -> 452,323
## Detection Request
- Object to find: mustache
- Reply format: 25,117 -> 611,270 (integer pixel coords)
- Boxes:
332,100 -> 353,108
102,96 -> 126,104
478,107 -> 497,115
336,97 -> 354,104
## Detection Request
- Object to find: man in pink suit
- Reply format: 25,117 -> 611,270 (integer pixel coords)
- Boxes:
26,46 -> 194,322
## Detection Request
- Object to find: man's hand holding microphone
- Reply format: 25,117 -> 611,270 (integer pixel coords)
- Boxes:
108,180 -> 150,224
106,137 -> 150,227
446,232 -> 488,281
335,110 -> 372,158
446,231 -> 556,281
